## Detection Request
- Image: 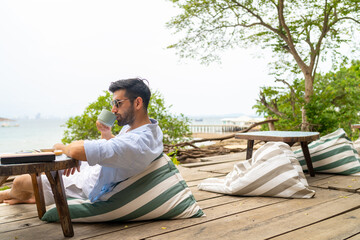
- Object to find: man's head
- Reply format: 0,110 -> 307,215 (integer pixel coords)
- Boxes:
108,78 -> 151,127
109,78 -> 151,110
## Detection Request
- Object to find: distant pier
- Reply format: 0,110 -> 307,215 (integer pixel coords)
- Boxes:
190,124 -> 245,133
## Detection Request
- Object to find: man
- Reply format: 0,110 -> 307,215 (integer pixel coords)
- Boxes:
0,78 -> 163,205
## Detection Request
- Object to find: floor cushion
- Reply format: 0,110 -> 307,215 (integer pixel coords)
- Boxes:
42,154 -> 204,222
293,128 -> 360,175
198,142 -> 315,199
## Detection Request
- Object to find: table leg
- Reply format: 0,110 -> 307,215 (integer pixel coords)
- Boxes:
30,173 -> 46,219
246,140 -> 255,160
300,142 -> 315,177
45,170 -> 74,237
0,176 -> 9,187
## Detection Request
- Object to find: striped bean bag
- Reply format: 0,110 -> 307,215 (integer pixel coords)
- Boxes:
198,142 -> 315,198
293,128 -> 360,175
42,154 -> 204,222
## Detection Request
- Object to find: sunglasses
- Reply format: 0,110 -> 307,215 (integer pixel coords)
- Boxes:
110,99 -> 129,108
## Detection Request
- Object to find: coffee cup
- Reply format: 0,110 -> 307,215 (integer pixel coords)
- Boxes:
98,109 -> 117,127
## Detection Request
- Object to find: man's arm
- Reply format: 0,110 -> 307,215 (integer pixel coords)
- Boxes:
53,141 -> 87,161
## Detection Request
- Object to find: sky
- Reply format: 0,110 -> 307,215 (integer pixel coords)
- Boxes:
0,0 -> 276,119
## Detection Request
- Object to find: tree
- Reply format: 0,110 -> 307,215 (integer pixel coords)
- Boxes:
62,90 -> 192,145
253,78 -> 304,130
167,0 -> 360,130
253,60 -> 360,138
306,60 -> 360,138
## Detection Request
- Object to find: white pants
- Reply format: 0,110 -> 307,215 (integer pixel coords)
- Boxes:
41,162 -> 101,206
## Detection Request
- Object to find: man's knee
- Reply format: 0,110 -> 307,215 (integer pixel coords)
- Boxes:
12,174 -> 33,193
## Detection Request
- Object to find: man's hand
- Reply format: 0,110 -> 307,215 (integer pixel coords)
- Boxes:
53,143 -> 66,151
53,141 -> 87,161
96,120 -> 115,140
63,161 -> 81,177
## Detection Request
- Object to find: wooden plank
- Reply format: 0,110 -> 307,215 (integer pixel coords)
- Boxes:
0,194 -> 285,240
197,161 -> 237,174
271,208 -> 360,240
305,173 -> 333,186
143,188 -> 359,240
84,197 -> 289,240
0,219 -> 146,240
309,175 -> 360,192
199,152 -> 246,162
0,208 -> 38,224
190,186 -> 223,201
186,176 -> 226,188
0,204 -> 37,219
347,233 -> 360,240
0,216 -> 46,233
196,195 -> 245,209
177,165 -> 225,182
181,158 -> 243,168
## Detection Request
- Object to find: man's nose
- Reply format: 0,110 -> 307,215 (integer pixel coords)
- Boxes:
111,106 -> 117,113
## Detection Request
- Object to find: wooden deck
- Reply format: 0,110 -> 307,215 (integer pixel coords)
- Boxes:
1,152 -> 360,240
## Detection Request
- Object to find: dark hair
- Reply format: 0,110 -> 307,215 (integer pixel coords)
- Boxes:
109,78 -> 151,110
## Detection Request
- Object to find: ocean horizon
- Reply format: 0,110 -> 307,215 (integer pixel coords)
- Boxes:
0,118 -> 67,153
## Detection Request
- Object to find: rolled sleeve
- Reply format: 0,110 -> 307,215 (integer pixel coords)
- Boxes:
84,139 -> 106,166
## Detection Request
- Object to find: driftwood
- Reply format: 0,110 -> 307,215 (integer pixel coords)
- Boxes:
164,119 -> 278,162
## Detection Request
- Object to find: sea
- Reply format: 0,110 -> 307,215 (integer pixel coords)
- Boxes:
0,115 -> 240,154
0,118 -> 67,154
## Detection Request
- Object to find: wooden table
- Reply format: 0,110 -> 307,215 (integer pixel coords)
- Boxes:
235,131 -> 320,177
0,156 -> 78,237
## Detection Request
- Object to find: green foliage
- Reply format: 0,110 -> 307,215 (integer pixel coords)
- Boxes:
306,60 -> 360,139
167,147 -> 180,166
62,90 -> 192,145
253,79 -> 304,131
0,186 -> 10,191
254,60 -> 360,138
148,91 -> 192,144
167,0 -> 360,70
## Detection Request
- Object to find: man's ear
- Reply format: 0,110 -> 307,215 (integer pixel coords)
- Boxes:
134,97 -> 143,110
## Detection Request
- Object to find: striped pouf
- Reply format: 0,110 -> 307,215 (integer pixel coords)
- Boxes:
42,154 -> 204,222
294,128 -> 360,175
198,142 -> 315,199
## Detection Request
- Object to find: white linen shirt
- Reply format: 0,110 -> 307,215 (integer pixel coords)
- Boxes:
84,118 -> 163,202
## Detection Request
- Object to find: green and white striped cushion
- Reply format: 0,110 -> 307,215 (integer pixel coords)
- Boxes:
293,128 -> 360,175
198,142 -> 315,199
42,154 -> 204,222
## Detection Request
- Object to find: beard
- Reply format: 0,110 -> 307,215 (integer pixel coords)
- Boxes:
115,106 -> 135,126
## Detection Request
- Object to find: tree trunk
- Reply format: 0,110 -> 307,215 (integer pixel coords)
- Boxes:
302,70 -> 314,131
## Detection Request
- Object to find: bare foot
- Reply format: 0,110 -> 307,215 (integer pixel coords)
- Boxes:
0,189 -> 35,205
0,189 -> 11,203
3,197 -> 36,205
